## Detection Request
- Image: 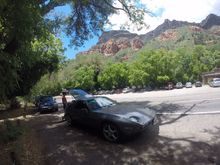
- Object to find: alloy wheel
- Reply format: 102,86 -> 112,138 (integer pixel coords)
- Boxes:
102,123 -> 119,142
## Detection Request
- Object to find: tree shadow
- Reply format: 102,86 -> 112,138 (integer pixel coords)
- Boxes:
0,106 -> 38,120
157,104 -> 196,126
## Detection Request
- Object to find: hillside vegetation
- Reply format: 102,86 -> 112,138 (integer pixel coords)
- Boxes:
31,45 -> 220,96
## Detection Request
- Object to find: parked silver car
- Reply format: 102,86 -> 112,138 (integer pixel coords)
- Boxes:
176,82 -> 183,89
185,82 -> 192,88
209,78 -> 220,87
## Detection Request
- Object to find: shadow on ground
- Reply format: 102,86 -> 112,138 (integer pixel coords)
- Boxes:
14,101 -> 220,165
0,106 -> 39,120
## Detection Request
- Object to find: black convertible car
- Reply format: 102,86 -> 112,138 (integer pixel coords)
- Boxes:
64,96 -> 158,142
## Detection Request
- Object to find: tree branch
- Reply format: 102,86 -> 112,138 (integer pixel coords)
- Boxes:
41,1 -> 67,15
103,0 -> 131,17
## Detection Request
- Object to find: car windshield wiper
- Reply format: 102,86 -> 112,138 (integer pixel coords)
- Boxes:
102,103 -> 115,108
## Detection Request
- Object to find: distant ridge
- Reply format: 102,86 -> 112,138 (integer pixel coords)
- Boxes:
200,14 -> 220,29
77,14 -> 220,56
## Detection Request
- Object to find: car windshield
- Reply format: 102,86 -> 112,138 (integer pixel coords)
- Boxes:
41,97 -> 53,103
87,97 -> 116,111
69,89 -> 89,97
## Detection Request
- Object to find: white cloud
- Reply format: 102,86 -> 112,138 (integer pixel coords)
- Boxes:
107,0 -> 220,34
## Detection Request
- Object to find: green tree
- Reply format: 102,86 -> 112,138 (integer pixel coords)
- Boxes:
72,66 -> 96,91
128,61 -> 151,87
99,63 -> 128,89
31,73 -> 63,97
213,50 -> 220,68
191,45 -> 214,80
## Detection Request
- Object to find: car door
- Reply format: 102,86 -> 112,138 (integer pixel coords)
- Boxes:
77,100 -> 102,127
72,100 -> 93,125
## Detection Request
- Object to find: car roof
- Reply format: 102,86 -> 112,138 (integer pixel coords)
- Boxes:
37,95 -> 53,99
75,96 -> 111,101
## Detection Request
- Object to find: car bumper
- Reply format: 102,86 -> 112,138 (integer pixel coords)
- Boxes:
39,106 -> 57,111
120,117 -> 158,135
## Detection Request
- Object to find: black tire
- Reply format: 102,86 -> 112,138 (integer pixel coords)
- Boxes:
102,122 -> 120,142
38,107 -> 42,113
53,107 -> 58,112
65,114 -> 73,126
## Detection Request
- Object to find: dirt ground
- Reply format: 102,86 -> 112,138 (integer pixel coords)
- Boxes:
4,108 -> 217,165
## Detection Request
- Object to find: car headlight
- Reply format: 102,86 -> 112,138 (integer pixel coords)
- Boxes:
129,116 -> 139,123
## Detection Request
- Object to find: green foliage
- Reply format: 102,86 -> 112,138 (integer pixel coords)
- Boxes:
0,1 -> 64,102
71,66 -> 96,91
142,26 -> 220,52
157,75 -> 170,86
112,48 -> 134,62
31,53 -> 106,96
99,63 -> 129,89
31,73 -> 63,97
31,45 -> 220,95
128,57 -> 151,87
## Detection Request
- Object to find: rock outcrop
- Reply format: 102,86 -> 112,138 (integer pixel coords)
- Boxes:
79,37 -> 144,56
200,14 -> 220,29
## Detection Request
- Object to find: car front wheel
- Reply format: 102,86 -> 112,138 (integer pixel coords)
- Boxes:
102,123 -> 120,142
65,114 -> 73,126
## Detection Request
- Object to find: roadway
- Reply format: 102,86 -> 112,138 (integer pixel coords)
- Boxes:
106,85 -> 220,115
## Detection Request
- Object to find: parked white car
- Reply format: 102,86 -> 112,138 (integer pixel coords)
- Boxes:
122,87 -> 133,93
209,78 -> 220,87
185,82 -> 192,88
53,95 -> 75,103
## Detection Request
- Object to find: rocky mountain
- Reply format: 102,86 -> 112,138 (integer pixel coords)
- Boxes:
77,14 -> 220,57
200,14 -> 220,29
141,19 -> 197,42
78,31 -> 144,56
97,30 -> 138,44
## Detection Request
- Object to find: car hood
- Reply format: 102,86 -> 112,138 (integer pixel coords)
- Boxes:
96,103 -> 156,123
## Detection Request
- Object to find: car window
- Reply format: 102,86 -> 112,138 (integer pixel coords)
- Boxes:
96,97 -> 115,107
87,99 -> 101,111
87,97 -> 116,111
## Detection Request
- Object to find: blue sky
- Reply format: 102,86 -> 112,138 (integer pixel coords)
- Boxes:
60,33 -> 99,59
